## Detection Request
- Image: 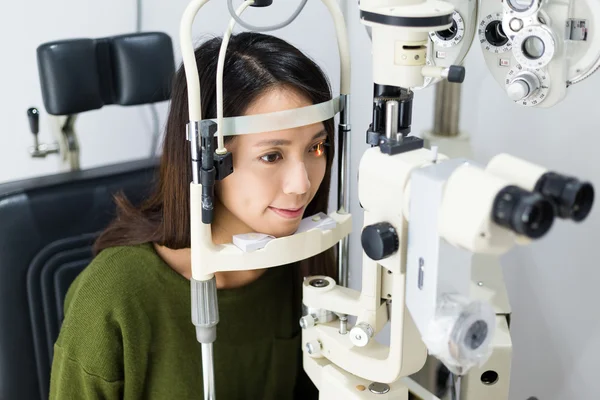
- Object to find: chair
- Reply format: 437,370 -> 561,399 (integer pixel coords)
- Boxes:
0,31 -> 175,400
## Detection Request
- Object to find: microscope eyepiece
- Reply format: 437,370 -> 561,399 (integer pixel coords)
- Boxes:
492,185 -> 555,239
535,172 -> 594,222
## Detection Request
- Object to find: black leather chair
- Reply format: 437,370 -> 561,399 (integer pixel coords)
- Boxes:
0,31 -> 175,400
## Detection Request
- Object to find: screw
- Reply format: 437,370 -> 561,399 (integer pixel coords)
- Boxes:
306,341 -> 322,355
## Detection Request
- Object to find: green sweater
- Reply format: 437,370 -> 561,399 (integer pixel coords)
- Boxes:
49,243 -> 318,399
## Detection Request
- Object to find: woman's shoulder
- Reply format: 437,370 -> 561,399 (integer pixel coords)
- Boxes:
54,243 -> 167,381
60,242 -> 183,331
65,243 -> 161,306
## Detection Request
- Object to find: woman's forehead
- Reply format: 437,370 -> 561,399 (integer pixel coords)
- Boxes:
244,86 -> 312,115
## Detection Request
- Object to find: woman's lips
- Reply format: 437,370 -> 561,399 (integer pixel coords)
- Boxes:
269,206 -> 304,219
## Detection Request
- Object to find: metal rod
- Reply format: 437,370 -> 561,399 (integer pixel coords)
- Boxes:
450,373 -> 461,400
385,100 -> 399,139
433,80 -> 461,137
202,343 -> 216,400
339,314 -> 348,334
189,122 -> 201,184
337,94 -> 351,287
191,270 -> 219,400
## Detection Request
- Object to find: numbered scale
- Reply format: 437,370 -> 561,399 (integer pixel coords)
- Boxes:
429,11 -> 466,48
504,63 -> 549,106
479,12 -> 512,53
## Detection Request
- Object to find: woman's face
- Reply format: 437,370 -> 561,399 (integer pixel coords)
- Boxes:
214,87 -> 328,239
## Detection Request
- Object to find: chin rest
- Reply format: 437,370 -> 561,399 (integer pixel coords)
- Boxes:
0,31 -> 174,400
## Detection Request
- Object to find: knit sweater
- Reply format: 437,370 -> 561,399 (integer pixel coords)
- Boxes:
49,242 -> 317,399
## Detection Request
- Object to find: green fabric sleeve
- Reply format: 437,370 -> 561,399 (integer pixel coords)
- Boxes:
50,345 -> 124,400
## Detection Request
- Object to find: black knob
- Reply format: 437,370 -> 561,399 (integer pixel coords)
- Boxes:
27,107 -> 39,135
361,222 -> 399,261
447,66 -> 465,83
251,0 -> 273,6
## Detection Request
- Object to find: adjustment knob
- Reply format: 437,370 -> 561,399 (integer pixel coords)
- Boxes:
27,107 -> 40,135
447,65 -> 465,83
305,340 -> 322,356
506,72 -> 540,101
350,322 -> 374,347
299,314 -> 316,329
506,80 -> 529,101
361,222 -> 399,261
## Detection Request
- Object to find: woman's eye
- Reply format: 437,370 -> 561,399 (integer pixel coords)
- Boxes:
310,141 -> 326,157
260,153 -> 281,163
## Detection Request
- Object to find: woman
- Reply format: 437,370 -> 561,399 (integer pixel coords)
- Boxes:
49,32 -> 336,399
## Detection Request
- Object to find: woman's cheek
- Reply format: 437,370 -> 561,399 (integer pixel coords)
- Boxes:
236,169 -> 271,210
309,159 -> 326,190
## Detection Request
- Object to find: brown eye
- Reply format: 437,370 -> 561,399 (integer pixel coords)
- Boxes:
260,153 -> 282,163
310,142 -> 326,157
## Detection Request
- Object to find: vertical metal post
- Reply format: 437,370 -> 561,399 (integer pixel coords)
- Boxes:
337,94 -> 351,287
433,80 -> 461,137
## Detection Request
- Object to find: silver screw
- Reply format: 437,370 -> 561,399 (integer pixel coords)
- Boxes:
369,382 -> 391,394
306,341 -> 322,355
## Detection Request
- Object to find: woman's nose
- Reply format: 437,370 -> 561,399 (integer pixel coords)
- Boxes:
282,161 -> 311,195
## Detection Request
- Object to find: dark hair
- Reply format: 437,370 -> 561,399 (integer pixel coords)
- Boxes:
93,32 -> 337,280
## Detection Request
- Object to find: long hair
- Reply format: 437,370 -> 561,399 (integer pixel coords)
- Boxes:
93,32 -> 337,280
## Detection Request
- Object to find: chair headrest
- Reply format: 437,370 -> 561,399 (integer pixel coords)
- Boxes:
37,32 -> 175,115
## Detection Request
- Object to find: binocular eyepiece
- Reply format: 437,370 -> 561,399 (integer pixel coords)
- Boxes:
493,186 -> 556,239
493,171 -> 595,240
535,172 -> 595,222
487,155 -> 594,233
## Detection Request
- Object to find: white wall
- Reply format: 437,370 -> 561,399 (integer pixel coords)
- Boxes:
0,0 -> 156,184
343,4 -> 600,400
2,1 -> 597,400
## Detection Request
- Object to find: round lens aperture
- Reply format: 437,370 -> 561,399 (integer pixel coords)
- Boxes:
485,20 -> 509,47
436,20 -> 458,41
507,0 -> 535,12
522,36 -> 545,60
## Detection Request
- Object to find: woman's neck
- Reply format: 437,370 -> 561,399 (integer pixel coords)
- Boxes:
154,200 -> 267,289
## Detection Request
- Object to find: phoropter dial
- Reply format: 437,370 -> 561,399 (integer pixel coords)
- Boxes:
504,65 -> 549,106
503,0 -> 542,16
430,11 -> 465,48
479,13 -> 512,54
511,25 -> 555,69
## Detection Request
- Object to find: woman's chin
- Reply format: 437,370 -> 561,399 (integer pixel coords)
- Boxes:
266,224 -> 301,239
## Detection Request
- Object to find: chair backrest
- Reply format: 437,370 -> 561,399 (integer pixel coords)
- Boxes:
0,31 -> 174,400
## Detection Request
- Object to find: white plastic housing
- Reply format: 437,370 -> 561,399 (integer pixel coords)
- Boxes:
485,153 -> 547,191
438,163 -> 521,254
460,316 -> 512,399
424,0 -> 478,87
359,0 -> 455,88
359,147 -> 518,256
